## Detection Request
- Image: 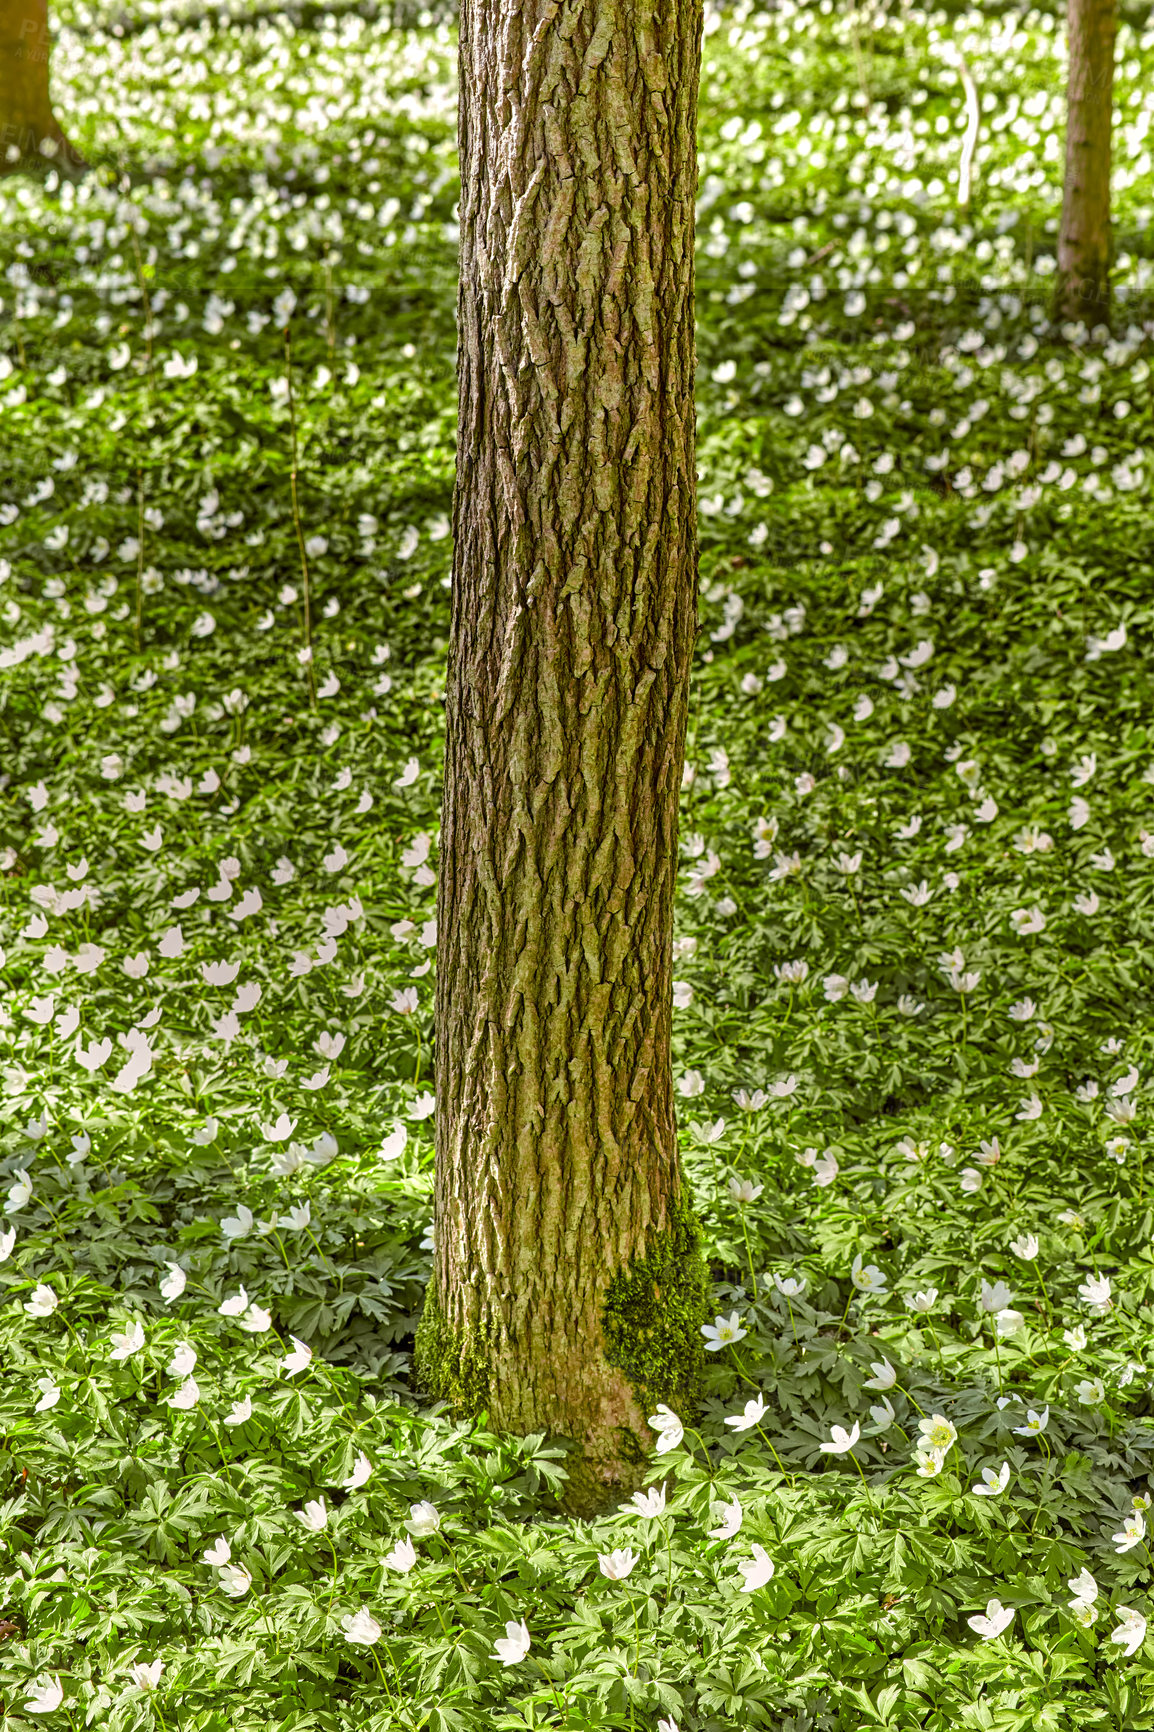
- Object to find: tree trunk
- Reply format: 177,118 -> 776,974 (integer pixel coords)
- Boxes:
0,0 -> 87,180
1055,0 -> 1115,323
414,0 -> 708,1517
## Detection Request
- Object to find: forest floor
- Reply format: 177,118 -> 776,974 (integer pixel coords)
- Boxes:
3,0 -> 1154,1727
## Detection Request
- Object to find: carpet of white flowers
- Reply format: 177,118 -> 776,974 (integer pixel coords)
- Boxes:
3,0 -> 1154,1726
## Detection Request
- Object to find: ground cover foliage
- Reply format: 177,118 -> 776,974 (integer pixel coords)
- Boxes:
3,0 -> 1154,1725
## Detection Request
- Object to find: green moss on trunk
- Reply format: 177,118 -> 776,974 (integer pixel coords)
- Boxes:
411,1283 -> 494,1415
600,1183 -> 710,1428
412,1180 -> 709,1472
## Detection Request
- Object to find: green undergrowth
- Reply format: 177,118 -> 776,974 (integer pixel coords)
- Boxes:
3,0 -> 1154,1727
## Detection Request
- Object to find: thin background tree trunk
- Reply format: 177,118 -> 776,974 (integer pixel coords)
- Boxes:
1055,0 -> 1115,321
0,0 -> 86,178
415,0 -> 707,1515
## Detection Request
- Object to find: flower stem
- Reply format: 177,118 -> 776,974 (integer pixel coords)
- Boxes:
313,1359 -> 360,1426
896,1382 -> 926,1418
727,1345 -> 760,1390
623,1586 -> 641,1676
755,1422 -> 794,1486
785,1295 -> 799,1350
205,1417 -> 232,1476
536,1662 -> 569,1723
370,1643 -> 396,1702
684,1427 -> 716,1476
925,1320 -> 947,1378
849,1449 -> 877,1514
439,1532 -> 472,1596
737,1206 -> 758,1292
328,1537 -> 340,1611
1035,1265 -> 1053,1326
128,222 -> 155,395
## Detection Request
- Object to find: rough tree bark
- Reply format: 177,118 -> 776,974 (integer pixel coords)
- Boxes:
0,0 -> 87,179
413,0 -> 708,1516
1055,0 -> 1116,322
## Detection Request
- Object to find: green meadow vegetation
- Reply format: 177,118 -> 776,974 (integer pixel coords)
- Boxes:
4,0 -> 1154,1725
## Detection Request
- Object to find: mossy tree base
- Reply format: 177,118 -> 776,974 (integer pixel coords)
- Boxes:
413,1186 -> 710,1520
